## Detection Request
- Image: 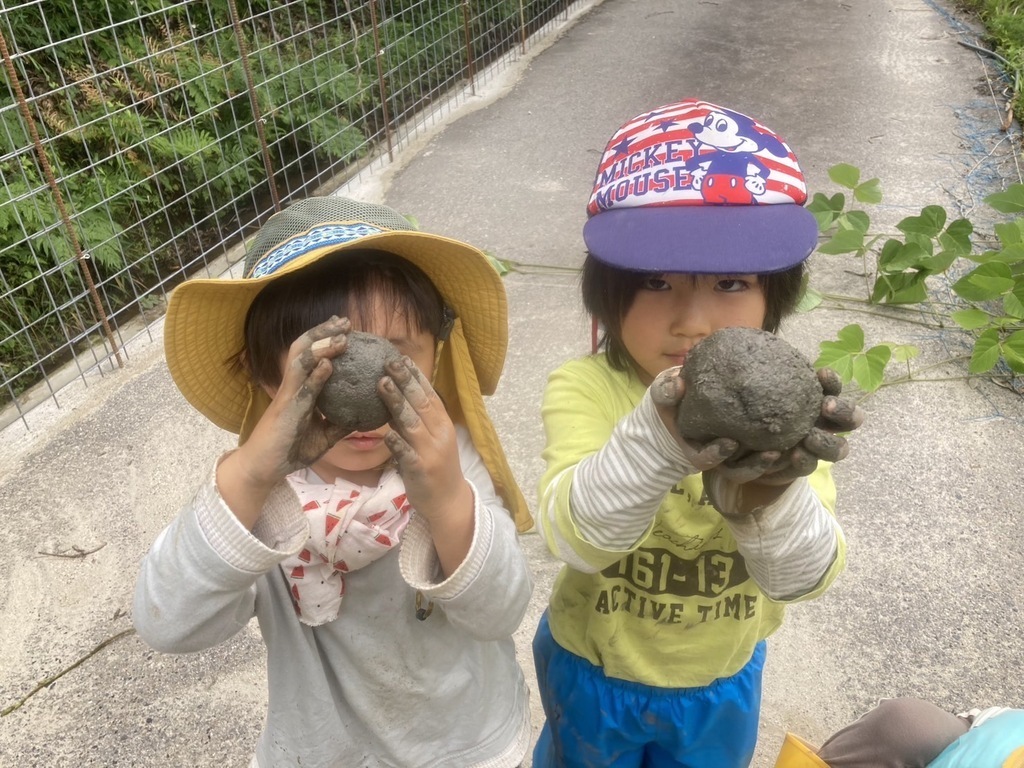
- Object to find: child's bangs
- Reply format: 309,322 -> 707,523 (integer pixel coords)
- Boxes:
241,249 -> 445,387
343,269 -> 435,337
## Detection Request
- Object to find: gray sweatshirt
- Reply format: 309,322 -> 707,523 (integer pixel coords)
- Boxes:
133,426 -> 533,768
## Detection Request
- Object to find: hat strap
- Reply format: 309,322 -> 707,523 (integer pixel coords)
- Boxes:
435,318 -> 533,533
239,382 -> 274,445
431,306 -> 457,381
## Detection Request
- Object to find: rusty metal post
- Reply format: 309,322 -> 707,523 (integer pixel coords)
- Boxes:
369,0 -> 394,161
462,0 -> 476,95
519,0 -> 527,55
226,0 -> 281,212
0,29 -> 122,369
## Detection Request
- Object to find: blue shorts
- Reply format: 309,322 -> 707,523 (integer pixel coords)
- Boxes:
532,611 -> 765,768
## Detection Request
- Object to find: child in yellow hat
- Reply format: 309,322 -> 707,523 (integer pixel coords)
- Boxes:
133,196 -> 533,767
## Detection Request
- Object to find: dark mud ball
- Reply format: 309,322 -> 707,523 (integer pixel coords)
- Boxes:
675,327 -> 823,452
316,331 -> 404,433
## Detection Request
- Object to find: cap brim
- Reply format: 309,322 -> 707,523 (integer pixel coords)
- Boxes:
582,205 -> 819,273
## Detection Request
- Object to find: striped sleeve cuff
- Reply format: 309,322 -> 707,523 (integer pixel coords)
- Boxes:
722,478 -> 840,600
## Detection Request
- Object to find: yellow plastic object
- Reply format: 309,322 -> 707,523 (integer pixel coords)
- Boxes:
773,733 -> 829,768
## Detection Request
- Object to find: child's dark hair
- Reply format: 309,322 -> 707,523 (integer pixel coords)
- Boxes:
241,249 -> 446,387
581,253 -> 806,372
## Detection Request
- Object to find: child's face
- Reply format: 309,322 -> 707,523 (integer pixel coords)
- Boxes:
621,273 -> 767,385
294,297 -> 437,486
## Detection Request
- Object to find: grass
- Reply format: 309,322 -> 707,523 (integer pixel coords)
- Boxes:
957,1 -> 1024,125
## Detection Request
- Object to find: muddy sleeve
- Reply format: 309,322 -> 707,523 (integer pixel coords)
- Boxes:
133,459 -> 308,653
717,463 -> 845,601
540,369 -> 698,573
399,428 -> 533,641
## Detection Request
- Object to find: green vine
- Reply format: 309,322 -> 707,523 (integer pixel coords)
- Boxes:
806,163 -> 1024,396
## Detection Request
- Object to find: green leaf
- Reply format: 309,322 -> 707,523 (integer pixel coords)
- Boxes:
952,262 -> 1014,301
994,220 -> 1024,247
1005,284 -> 1024,319
828,163 -> 861,189
485,252 -> 510,276
904,232 -> 935,255
985,183 -> 1024,214
969,329 -> 1001,373
78,215 -> 126,272
896,205 -> 946,237
851,345 -> 892,392
878,240 -> 929,272
885,343 -> 920,363
1004,330 -> 1024,373
816,324 -> 866,383
815,346 -> 855,382
940,218 -> 973,255
807,191 -> 845,214
807,191 -> 846,214
871,272 -> 930,304
817,228 -> 866,255
839,210 -> 871,233
811,208 -> 837,231
876,239 -> 902,270
836,323 -> 865,350
796,286 -> 823,313
968,244 -> 1024,265
853,177 -> 882,204
808,192 -> 846,230
918,250 -> 958,273
951,309 -> 992,330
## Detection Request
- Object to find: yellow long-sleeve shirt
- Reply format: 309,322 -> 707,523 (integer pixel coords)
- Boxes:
538,354 -> 845,688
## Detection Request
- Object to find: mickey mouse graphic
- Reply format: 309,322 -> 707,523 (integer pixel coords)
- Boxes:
685,107 -> 789,204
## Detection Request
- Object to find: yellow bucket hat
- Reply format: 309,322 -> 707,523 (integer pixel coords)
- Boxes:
164,196 -> 532,532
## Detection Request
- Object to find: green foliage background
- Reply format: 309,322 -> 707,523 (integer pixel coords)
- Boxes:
0,0 -> 567,404
807,163 -> 1024,395
956,0 -> 1024,124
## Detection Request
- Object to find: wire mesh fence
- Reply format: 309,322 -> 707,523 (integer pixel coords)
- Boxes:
0,0 -> 580,431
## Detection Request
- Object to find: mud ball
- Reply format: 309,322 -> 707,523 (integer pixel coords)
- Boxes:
316,331 -> 403,433
675,327 -> 823,452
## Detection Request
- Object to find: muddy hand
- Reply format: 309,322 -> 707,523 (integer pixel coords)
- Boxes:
816,367 -> 865,434
650,366 -> 741,472
243,316 -> 353,480
380,357 -> 466,519
731,369 -> 864,488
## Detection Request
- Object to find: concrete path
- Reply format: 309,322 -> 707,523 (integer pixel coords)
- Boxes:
2,0 -> 1022,765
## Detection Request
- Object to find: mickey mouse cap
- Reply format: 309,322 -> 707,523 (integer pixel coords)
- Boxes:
583,98 -> 819,274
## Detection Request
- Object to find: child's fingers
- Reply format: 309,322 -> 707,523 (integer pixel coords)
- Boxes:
391,357 -> 434,407
816,367 -> 843,398
651,366 -> 685,407
819,395 -> 865,432
303,315 -> 351,352
295,359 -> 333,408
715,450 -> 782,485
380,375 -> 421,433
753,447 -> 820,486
383,429 -> 416,465
281,317 -> 350,393
802,428 -> 850,463
381,357 -> 444,431
681,435 -> 739,471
